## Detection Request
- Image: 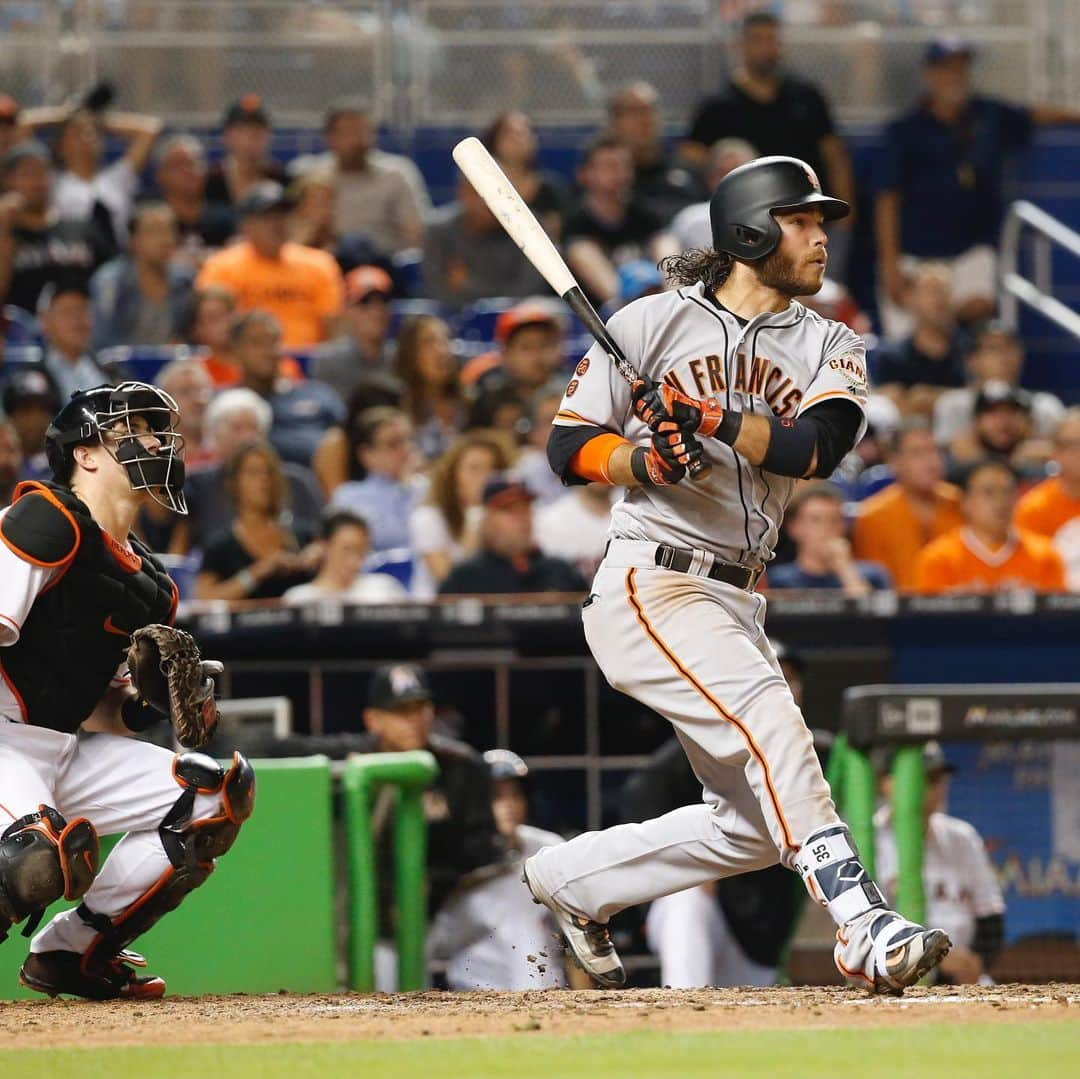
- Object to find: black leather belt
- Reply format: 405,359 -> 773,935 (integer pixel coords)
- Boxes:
654,543 -> 761,591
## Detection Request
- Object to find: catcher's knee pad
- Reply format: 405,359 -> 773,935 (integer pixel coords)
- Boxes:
793,824 -> 886,926
77,752 -> 255,964
0,805 -> 99,941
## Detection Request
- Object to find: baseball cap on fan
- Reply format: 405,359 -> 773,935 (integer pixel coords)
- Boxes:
344,265 -> 394,306
236,180 -> 293,218
924,37 -> 974,67
223,93 -> 271,129
482,474 -> 535,509
974,380 -> 1031,416
368,663 -> 432,711
494,303 -> 561,347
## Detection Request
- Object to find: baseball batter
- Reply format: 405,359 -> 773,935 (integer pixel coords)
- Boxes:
523,156 -> 951,993
0,383 -> 251,1000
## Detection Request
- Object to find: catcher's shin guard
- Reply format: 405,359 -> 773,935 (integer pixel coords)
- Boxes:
0,806 -> 99,943
76,751 -> 254,964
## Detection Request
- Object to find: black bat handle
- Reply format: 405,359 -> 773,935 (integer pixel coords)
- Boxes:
561,287 -> 712,482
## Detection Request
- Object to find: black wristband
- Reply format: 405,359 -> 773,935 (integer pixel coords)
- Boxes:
121,695 -> 166,733
630,447 -> 652,485
713,409 -> 743,446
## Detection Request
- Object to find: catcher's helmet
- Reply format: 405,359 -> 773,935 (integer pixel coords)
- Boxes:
709,155 -> 849,261
45,381 -> 188,514
484,748 -> 529,783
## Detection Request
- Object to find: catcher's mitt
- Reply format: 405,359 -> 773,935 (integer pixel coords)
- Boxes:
126,625 -> 223,749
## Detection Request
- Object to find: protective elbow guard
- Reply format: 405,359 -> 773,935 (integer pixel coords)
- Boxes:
760,416 -> 818,477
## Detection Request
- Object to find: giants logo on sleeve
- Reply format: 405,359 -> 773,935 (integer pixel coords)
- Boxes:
828,350 -> 869,400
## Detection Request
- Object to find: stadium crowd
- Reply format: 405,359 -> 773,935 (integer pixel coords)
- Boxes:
2,12 -> 1080,608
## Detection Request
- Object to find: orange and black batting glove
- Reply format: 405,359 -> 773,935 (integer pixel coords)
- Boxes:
631,420 -> 704,486
630,377 -> 725,438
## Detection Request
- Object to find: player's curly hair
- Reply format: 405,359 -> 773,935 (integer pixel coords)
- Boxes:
659,248 -> 733,292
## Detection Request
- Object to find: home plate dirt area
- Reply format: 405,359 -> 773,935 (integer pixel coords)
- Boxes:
1,984 -> 1077,1048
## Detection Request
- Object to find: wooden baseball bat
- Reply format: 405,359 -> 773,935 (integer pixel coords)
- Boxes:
451,136 -> 710,482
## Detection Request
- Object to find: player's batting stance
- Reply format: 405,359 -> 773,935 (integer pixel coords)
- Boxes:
0,383 -> 252,1000
522,157 -> 951,993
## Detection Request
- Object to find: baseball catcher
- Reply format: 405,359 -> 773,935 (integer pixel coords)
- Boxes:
0,382 -> 254,1000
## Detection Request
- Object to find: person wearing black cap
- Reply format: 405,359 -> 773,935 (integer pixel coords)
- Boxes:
195,180 -> 345,348
0,366 -> 61,481
913,456 -> 1065,594
873,743 -> 1005,985
438,475 -> 586,595
944,380 -> 1044,483
874,37 -> 1080,339
0,140 -> 111,313
205,95 -> 285,210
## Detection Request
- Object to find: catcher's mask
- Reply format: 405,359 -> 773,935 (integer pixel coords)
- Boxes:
45,381 -> 188,514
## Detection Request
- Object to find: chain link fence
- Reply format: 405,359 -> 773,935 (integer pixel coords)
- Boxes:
0,0 -> 1071,131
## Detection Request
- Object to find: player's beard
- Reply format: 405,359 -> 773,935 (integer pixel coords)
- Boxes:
756,248 -> 825,297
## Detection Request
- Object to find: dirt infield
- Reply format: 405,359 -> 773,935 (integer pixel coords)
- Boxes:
1,984 -> 1077,1049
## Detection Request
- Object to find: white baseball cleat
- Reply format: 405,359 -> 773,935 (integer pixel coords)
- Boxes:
876,926 -> 952,994
522,857 -> 626,988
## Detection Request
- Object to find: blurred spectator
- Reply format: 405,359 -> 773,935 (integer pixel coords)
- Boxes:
38,282 -> 112,402
195,439 -> 318,601
767,482 -> 891,594
311,373 -> 407,498
205,95 -> 285,209
563,134 -> 675,307
481,111 -> 565,240
155,356 -> 213,469
0,140 -> 110,313
430,749 -> 568,991
89,202 -> 194,349
670,138 -> 757,252
311,265 -> 395,401
516,382 -> 566,506
612,260 -> 664,312
852,421 -> 963,592
683,12 -> 854,276
0,416 -> 22,505
873,264 -> 968,410
285,169 -> 337,252
535,483 -> 615,581
1016,409 -> 1080,590
48,100 -> 161,245
945,381 -> 1045,482
608,82 -> 704,221
154,135 -> 234,260
423,174 -> 548,309
410,430 -> 515,597
182,286 -> 239,386
196,182 -> 344,348
874,743 -> 1005,985
934,324 -> 1064,445
228,309 -> 345,466
294,98 -> 428,257
0,95 -> 21,159
328,406 -> 419,555
180,387 -> 324,554
874,38 -> 1080,338
462,304 -> 565,400
393,314 -> 463,461
463,384 -> 529,444
627,642 -> 806,988
831,394 -> 903,503
282,510 -> 407,605
1,367 -> 58,481
439,475 -> 586,595
914,457 -> 1065,594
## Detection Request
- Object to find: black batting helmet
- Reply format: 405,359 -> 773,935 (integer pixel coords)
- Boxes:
709,155 -> 849,261
45,382 -> 188,514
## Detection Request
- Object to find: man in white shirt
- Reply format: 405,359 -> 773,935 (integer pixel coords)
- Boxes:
282,510 -> 407,605
38,282 -> 113,403
535,484 -> 617,581
874,742 -> 1006,984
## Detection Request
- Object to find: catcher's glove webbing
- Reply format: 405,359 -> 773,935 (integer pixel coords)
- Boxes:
126,625 -> 222,749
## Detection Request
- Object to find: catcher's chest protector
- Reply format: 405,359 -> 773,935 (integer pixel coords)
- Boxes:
0,481 -> 177,733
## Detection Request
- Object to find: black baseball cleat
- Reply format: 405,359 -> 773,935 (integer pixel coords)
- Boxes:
19,949 -> 166,1001
522,858 -> 626,988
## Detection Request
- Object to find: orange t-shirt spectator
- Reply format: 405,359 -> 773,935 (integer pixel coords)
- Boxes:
852,422 -> 964,591
914,457 -> 1066,593
1015,408 -> 1080,589
196,181 -> 343,348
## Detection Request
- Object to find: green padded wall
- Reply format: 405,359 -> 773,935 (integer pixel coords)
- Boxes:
0,756 -> 336,999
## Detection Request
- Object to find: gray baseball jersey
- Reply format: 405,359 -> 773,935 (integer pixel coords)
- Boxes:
554,280 -> 869,566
